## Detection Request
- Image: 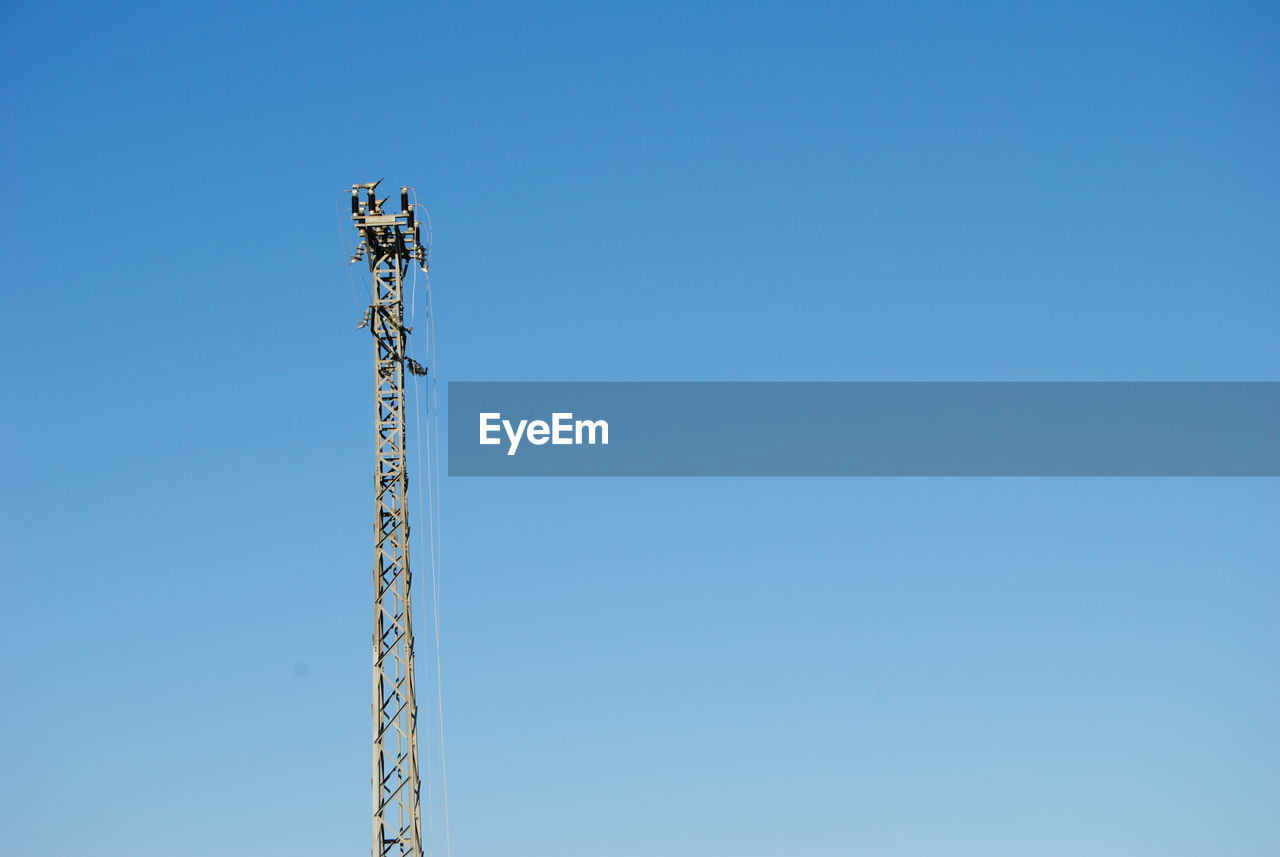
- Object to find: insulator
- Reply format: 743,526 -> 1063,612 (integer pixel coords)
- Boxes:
351,189 -> 359,215
400,188 -> 409,213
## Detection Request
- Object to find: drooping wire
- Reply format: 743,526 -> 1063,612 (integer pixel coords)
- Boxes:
407,260 -> 434,842
423,264 -> 452,857
404,193 -> 452,857
335,190 -> 372,311
410,187 -> 433,258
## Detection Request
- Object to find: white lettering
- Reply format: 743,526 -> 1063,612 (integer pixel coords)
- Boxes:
551,412 -> 574,444
479,413 -> 501,445
480,412 -> 609,455
576,418 -> 608,446
526,420 -> 550,445
503,418 -> 528,456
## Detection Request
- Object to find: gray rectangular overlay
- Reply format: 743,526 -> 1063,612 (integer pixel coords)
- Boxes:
448,382 -> 1280,476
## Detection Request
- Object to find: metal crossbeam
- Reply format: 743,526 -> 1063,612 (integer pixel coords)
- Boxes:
351,181 -> 429,857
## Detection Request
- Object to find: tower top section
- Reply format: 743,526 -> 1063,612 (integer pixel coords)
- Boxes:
349,180 -> 428,272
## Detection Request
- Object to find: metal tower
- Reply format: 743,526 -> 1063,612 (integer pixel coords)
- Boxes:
350,181 -> 429,857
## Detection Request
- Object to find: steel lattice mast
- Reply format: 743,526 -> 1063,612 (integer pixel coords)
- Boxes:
350,181 -> 429,857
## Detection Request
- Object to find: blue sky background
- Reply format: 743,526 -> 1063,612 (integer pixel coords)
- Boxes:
2,2 -> 1278,855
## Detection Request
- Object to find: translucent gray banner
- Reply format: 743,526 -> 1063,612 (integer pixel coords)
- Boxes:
447,382 -> 1280,476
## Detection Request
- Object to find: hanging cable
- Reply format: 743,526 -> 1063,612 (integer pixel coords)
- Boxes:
403,194 -> 452,857
409,308 -> 434,847
423,264 -> 452,857
335,189 -> 372,312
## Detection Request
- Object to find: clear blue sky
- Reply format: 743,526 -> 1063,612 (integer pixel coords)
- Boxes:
2,2 -> 1277,855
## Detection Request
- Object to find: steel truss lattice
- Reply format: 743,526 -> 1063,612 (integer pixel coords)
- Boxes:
351,181 -> 430,857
